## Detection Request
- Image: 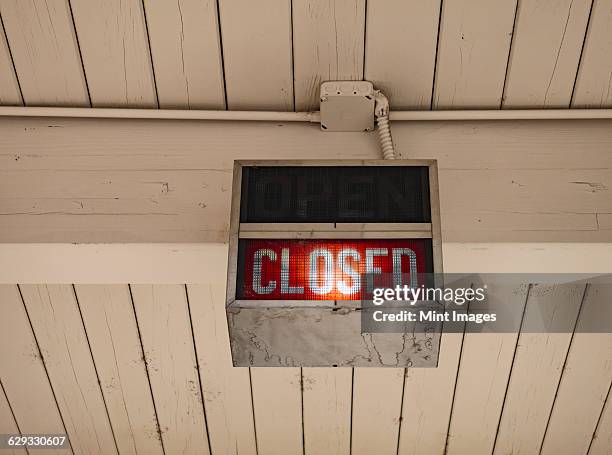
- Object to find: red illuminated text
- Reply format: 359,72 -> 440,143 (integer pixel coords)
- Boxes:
239,239 -> 429,300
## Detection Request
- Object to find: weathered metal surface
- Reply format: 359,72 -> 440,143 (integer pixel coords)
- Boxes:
227,306 -> 441,367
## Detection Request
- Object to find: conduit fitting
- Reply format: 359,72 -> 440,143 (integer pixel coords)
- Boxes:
372,90 -> 396,160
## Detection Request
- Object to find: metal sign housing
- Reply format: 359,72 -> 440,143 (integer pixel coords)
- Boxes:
226,160 -> 443,367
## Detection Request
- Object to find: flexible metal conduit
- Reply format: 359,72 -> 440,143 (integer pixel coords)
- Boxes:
1,106 -> 612,121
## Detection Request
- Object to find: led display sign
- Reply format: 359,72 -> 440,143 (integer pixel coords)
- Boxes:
225,160 -> 443,367
237,239 -> 431,300
240,165 -> 430,223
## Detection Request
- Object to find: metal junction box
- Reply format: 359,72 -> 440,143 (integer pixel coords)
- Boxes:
225,160 -> 443,367
319,81 -> 375,132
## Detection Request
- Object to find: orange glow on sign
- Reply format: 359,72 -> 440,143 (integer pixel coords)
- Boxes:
238,239 -> 430,300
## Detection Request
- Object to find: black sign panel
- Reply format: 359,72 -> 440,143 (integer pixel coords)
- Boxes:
240,166 -> 431,223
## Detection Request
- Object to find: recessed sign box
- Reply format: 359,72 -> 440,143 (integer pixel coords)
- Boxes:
226,160 -> 443,367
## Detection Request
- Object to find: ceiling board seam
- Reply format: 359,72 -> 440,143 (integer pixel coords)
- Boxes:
500,0 -> 521,109
139,0 -> 160,109
183,286 -> 214,451
430,0 -> 445,110
66,0 -> 92,108
16,284 -> 75,455
0,11 -> 24,106
126,284 -> 167,455
349,368 -> 354,455
569,0 -> 596,107
394,366 -> 407,455
490,284 -> 531,454
441,315 -> 469,455
184,285 -> 213,455
586,376 -> 612,454
213,0 -> 228,111
290,0 -> 296,112
361,0 -> 368,81
536,283 -> 589,454
247,368 -> 260,455
71,284 -> 121,455
0,379 -> 26,453
300,367 -> 305,455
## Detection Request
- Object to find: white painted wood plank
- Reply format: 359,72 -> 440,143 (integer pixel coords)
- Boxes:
352,368 -> 404,455
2,244 -> 612,286
218,0 -> 293,110
433,0 -> 517,109
4,117 -> 612,172
365,0 -> 441,109
69,0 -> 157,108
446,284 -> 529,455
0,383 -> 26,455
2,117 -> 612,243
540,284 -> 612,455
443,210 -> 598,232
503,0 -> 592,108
0,19 -> 22,106
397,329 -> 464,454
0,285 -> 69,454
493,283 -> 586,455
439,169 -> 612,214
186,283 -> 257,455
0,117 -> 378,172
0,0 -> 88,107
143,0 -> 225,109
130,284 -> 210,455
250,368 -> 303,455
302,368 -> 352,455
292,0 -> 365,111
589,385 -> 612,454
74,285 -> 164,455
4,166 -> 612,242
572,0 -> 612,108
19,284 -> 117,455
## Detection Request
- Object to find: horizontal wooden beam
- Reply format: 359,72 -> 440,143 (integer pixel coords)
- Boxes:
2,116 -> 612,244
1,243 -> 611,283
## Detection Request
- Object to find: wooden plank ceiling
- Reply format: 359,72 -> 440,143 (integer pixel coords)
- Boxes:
1,281 -> 611,455
1,2 -> 612,455
1,0 -> 611,111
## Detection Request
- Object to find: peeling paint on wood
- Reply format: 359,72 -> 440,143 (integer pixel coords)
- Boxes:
19,284 -> 118,454
187,284 -> 257,455
75,285 -> 164,455
130,284 -> 211,455
0,285 -> 71,455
